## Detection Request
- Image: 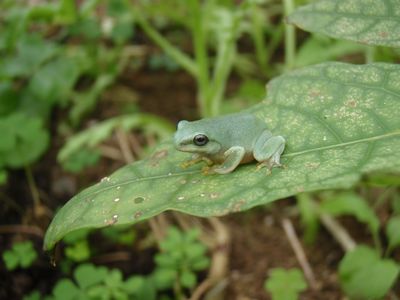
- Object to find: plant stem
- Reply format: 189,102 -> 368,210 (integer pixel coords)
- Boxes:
372,232 -> 383,256
0,224 -> 44,238
132,7 -> 198,77
207,12 -> 238,117
250,3 -> 268,72
115,129 -> 135,163
319,212 -> 356,252
174,276 -> 184,300
131,2 -> 239,117
25,166 -> 41,210
188,0 -> 210,117
209,40 -> 236,117
283,0 -> 296,71
302,196 -> 357,252
190,217 -> 230,300
281,218 -> 319,290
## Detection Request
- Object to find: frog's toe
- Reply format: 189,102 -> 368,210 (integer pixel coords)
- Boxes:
201,166 -> 213,175
256,160 -> 281,175
180,162 -> 189,169
255,162 -> 264,171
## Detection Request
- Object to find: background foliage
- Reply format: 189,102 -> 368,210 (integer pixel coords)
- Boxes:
1,0 -> 399,299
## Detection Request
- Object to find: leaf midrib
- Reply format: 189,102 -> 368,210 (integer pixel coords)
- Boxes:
284,130 -> 400,157
80,130 -> 400,197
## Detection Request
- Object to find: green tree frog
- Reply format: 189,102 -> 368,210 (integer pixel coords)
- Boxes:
173,112 -> 285,174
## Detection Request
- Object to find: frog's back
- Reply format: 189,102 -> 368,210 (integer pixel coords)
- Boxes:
213,112 -> 265,132
202,112 -> 267,149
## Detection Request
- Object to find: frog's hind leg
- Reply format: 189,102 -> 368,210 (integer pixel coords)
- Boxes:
253,132 -> 286,172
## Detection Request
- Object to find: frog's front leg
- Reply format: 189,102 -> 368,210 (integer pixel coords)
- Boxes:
209,146 -> 245,174
253,131 -> 285,172
180,154 -> 213,169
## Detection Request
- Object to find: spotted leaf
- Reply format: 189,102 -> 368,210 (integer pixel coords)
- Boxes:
44,62 -> 400,250
288,0 -> 400,48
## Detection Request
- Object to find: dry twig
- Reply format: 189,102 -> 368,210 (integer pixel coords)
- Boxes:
281,218 -> 319,290
98,144 -> 124,161
92,251 -> 132,264
319,213 -> 356,252
190,217 -> 231,300
0,224 -> 44,238
116,129 -> 135,163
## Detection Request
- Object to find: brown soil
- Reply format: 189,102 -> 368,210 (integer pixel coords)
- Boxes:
224,206 -> 342,300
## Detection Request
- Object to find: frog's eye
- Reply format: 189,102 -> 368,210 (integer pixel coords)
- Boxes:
193,134 -> 209,146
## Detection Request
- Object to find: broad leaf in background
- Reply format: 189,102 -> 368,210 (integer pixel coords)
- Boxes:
295,34 -> 365,68
0,34 -> 58,78
0,113 -> 49,168
28,56 -> 80,105
288,0 -> 400,48
339,246 -> 399,300
2,241 -> 38,270
0,82 -> 18,116
44,62 -> 400,250
264,268 -> 307,300
58,113 -> 174,172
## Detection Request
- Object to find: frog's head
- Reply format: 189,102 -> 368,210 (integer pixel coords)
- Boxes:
173,120 -> 221,155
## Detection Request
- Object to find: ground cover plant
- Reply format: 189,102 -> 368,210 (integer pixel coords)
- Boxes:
1,0 -> 400,299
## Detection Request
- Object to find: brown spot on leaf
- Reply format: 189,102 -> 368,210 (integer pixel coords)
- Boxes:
149,149 -> 169,166
134,197 -> 144,204
346,99 -> 357,108
309,89 -> 321,98
134,211 -> 143,219
305,162 -> 320,169
379,31 -> 388,38
210,192 -> 220,199
232,199 -> 246,213
104,215 -> 118,226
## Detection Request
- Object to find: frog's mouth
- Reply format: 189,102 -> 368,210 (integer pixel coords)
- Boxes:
175,141 -> 221,155
175,143 -> 200,152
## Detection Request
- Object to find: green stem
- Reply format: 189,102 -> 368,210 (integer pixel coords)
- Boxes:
267,24 -> 285,67
207,12 -> 239,117
251,3 -> 268,72
372,232 -> 383,256
25,166 -> 41,209
209,40 -> 236,116
311,197 -> 357,252
132,7 -> 198,78
283,0 -> 296,71
188,0 -> 210,117
173,275 -> 184,300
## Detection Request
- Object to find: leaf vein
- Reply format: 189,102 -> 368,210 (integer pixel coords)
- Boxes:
283,130 -> 400,158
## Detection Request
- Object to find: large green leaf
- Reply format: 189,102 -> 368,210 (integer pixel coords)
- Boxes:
288,0 -> 400,48
44,62 -> 400,250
